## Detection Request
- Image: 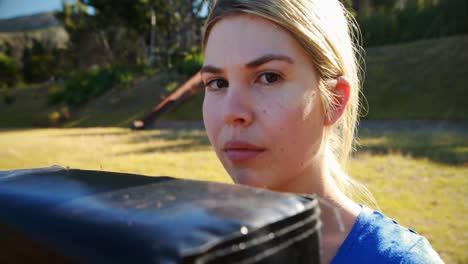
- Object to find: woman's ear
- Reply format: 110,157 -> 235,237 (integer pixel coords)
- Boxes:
324,76 -> 351,126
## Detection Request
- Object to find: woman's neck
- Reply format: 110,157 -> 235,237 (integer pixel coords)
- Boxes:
272,154 -> 361,264
318,176 -> 361,264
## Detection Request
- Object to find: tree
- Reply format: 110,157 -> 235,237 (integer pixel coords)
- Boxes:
0,52 -> 21,88
21,39 -> 59,83
55,0 -> 209,69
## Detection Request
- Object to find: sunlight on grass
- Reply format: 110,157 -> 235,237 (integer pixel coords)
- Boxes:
357,129 -> 468,164
0,128 -> 230,183
1,127 -> 467,263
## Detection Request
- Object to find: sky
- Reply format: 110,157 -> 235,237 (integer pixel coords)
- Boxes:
0,0 -> 64,19
0,0 -> 207,20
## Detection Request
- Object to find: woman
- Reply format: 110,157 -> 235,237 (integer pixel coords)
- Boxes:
200,0 -> 443,263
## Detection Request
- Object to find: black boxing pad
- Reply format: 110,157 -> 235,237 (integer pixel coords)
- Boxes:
0,167 -> 321,264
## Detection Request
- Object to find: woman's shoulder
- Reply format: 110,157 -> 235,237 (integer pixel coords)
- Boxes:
331,206 -> 443,264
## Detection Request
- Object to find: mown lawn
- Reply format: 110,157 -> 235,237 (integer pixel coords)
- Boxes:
0,126 -> 466,264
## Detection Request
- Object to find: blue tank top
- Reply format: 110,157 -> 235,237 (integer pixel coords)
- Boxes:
331,206 -> 443,263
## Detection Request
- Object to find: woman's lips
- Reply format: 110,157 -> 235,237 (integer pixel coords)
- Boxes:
222,141 -> 266,163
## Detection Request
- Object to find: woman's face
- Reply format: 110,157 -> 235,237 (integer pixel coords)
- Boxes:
202,14 -> 327,191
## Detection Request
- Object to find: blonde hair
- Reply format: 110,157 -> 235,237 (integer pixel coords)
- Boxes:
202,0 -> 377,208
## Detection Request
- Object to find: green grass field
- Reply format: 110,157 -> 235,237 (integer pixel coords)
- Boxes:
0,125 -> 466,263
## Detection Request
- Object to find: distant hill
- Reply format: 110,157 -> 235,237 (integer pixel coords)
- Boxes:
0,12 -> 60,32
0,12 -> 68,50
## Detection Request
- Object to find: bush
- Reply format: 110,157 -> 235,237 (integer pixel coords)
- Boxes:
47,106 -> 71,126
174,51 -> 203,76
0,52 -> 21,88
165,81 -> 179,93
60,64 -> 148,106
22,41 -> 59,83
47,84 -> 66,105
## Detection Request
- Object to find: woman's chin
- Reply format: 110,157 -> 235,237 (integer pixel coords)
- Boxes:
230,169 -> 271,189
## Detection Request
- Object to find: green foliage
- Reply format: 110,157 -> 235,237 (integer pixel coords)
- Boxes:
0,52 -> 21,88
164,81 -> 179,93
55,1 -> 207,70
59,64 -> 152,107
47,84 -> 66,105
357,0 -> 468,46
22,40 -> 60,83
47,106 -> 71,126
174,51 -> 203,76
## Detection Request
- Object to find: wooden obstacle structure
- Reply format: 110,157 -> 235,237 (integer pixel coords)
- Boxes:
132,72 -> 203,130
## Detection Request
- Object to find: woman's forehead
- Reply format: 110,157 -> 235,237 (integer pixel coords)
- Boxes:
204,14 -> 308,68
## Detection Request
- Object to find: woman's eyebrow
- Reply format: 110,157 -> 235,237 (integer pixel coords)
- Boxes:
200,65 -> 223,75
245,54 -> 294,68
200,54 -> 294,75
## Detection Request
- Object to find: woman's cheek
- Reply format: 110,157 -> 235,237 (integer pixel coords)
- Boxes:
259,87 -> 305,128
263,87 -> 319,159
202,95 -> 220,146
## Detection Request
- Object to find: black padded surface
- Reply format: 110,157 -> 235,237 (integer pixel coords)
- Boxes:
0,167 -> 321,264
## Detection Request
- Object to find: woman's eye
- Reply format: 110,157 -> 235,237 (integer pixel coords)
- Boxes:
257,72 -> 281,85
205,79 -> 228,91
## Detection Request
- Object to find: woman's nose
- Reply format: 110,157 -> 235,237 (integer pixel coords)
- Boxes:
223,88 -> 253,127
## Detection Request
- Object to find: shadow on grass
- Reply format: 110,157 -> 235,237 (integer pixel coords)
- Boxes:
356,128 -> 467,165
118,129 -> 211,155
53,131 -> 132,138
118,142 -> 210,155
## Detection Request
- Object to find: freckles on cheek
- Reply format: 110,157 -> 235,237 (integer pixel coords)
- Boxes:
264,99 -> 303,146
268,90 -> 320,156
269,91 -> 308,122
267,90 -> 312,125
